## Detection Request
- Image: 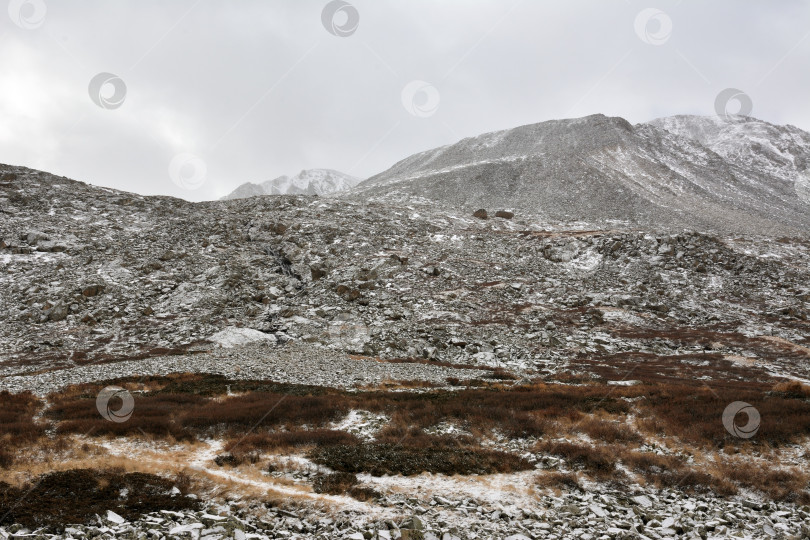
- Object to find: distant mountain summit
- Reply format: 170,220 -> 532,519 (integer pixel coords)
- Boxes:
222,169 -> 361,200
350,114 -> 810,235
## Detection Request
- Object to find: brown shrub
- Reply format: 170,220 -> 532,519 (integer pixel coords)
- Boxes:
717,460 -> 810,503
225,429 -> 360,453
375,425 -> 474,448
309,443 -> 533,476
0,391 -> 45,444
621,450 -> 685,475
49,393 -> 202,440
311,472 -> 380,501
46,375 -> 630,445
488,368 -> 519,381
638,385 -> 810,447
579,417 -> 644,444
771,380 -> 810,399
213,452 -> 261,467
0,448 -> 13,469
181,392 -> 349,432
346,485 -> 381,501
312,471 -> 358,494
535,441 -> 617,478
620,450 -> 735,496
0,469 -> 200,530
535,471 -> 581,491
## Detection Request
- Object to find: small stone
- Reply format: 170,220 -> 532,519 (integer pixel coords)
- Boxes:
402,516 -> 424,530
169,523 -> 204,535
589,504 -> 607,518
472,209 -> 488,219
631,495 -> 653,508
47,304 -> 69,322
106,510 -> 126,524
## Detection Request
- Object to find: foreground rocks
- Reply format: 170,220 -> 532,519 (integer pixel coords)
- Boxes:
1,486 -> 809,539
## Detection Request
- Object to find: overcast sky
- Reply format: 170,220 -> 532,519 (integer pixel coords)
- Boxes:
2,0 -> 810,201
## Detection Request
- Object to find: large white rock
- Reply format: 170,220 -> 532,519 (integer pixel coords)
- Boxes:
105,510 -> 125,525
208,327 -> 276,348
168,523 -> 203,535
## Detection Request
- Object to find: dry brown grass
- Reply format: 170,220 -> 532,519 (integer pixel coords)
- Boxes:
771,380 -> 810,398
0,391 -> 45,451
3,372 -> 805,506
309,443 -> 533,476
534,441 -> 619,479
535,471 -> 582,492
715,458 -> 810,504
224,429 -> 360,454
578,416 -> 644,444
637,384 -> 810,447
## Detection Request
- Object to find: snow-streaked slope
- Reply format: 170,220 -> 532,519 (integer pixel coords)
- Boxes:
222,169 -> 360,200
352,114 -> 810,235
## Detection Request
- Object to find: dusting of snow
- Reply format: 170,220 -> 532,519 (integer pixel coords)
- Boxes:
329,410 -> 389,440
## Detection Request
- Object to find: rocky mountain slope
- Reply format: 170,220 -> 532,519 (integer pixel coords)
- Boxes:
1,162 -> 808,383
353,114 -> 810,236
223,169 -> 360,199
2,161 -> 810,538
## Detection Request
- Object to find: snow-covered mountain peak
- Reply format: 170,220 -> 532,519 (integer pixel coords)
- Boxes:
222,169 -> 360,200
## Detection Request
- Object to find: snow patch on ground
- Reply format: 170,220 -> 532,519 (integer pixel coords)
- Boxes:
329,410 -> 389,440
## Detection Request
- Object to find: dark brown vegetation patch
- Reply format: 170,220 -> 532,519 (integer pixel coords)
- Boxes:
46,374 -> 810,450
311,472 -> 380,501
0,391 -> 45,468
28,373 -> 810,502
535,441 -> 618,479
224,429 -> 360,453
309,443 -> 533,476
717,460 -> 810,504
312,471 -> 358,494
535,471 -> 582,491
638,384 -> 810,447
0,391 -> 44,443
0,469 -> 200,530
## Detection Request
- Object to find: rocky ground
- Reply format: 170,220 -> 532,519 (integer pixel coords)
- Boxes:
2,163 -> 810,539
3,486 -> 809,539
2,164 -> 808,384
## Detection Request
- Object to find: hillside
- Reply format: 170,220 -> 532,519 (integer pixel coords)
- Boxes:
353,114 -> 810,236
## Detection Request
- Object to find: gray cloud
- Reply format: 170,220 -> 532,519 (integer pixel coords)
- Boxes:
2,0 -> 809,201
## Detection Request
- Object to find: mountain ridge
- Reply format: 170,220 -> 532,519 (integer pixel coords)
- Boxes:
222,168 -> 360,200
350,113 -> 810,235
